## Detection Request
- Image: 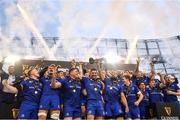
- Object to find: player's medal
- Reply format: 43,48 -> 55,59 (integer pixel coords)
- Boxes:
110,86 -> 113,90
35,91 -> 38,94
94,87 -> 97,91
73,89 -> 76,93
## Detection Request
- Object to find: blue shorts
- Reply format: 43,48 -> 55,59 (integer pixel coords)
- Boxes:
18,101 -> 38,119
105,102 -> 123,117
63,105 -> 81,118
39,94 -> 60,110
127,105 -> 140,119
139,105 -> 148,119
87,100 -> 105,117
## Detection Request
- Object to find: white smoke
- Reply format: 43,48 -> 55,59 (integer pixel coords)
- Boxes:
0,0 -> 180,61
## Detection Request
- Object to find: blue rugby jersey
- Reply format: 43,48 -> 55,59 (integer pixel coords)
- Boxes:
163,82 -> 180,102
60,76 -> 82,107
82,77 -> 103,101
103,78 -> 122,102
139,89 -> 149,106
147,86 -> 163,103
40,76 -> 60,95
20,78 -> 42,104
122,83 -> 140,106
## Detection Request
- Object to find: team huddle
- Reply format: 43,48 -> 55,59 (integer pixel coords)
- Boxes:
0,58 -> 180,120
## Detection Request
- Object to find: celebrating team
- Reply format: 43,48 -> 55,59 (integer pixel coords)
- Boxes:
0,58 -> 179,120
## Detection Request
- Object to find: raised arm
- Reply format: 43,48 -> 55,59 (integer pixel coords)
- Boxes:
157,73 -> 166,85
106,70 -> 112,78
149,62 -> 155,79
134,57 -> 140,76
96,61 -> 105,80
71,59 -> 76,68
78,62 -> 84,79
51,67 -> 61,89
150,62 -> 155,74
